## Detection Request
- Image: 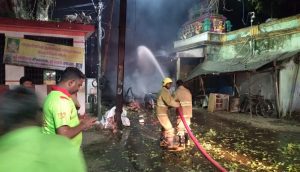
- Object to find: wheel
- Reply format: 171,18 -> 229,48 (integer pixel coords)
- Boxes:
256,102 -> 269,117
257,100 -> 274,117
264,100 -> 275,117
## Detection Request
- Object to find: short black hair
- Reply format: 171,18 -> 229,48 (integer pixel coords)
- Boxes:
59,67 -> 85,83
176,80 -> 184,86
19,76 -> 33,85
0,87 -> 40,135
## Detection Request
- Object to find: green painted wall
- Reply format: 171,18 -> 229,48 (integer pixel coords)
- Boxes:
204,14 -> 300,61
207,32 -> 300,61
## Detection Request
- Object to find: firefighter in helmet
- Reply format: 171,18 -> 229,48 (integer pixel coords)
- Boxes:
156,77 -> 182,151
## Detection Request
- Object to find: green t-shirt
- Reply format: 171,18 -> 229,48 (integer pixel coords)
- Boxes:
42,88 -> 82,150
0,127 -> 86,172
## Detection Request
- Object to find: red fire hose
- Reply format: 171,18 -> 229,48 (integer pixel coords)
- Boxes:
177,107 -> 227,172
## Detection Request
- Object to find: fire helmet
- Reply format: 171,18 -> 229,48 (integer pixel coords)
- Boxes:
162,77 -> 173,86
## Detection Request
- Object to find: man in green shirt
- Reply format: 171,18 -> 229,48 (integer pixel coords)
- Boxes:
0,87 -> 87,172
43,67 -> 97,150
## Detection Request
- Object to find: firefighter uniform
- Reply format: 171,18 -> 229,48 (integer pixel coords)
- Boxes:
174,85 -> 193,136
156,87 -> 180,138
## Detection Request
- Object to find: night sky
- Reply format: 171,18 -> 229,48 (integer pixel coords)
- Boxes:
52,0 -> 300,97
53,0 -> 197,96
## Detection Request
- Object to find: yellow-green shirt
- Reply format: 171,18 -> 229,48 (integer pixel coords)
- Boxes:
0,127 -> 86,172
42,86 -> 82,150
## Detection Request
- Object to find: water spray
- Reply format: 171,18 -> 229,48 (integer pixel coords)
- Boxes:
137,45 -> 166,79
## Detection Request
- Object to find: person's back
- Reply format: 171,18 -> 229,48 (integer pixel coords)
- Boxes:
174,85 -> 192,117
0,127 -> 86,172
0,87 -> 86,172
174,80 -> 193,147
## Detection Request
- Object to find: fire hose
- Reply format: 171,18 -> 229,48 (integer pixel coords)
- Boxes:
177,107 -> 227,172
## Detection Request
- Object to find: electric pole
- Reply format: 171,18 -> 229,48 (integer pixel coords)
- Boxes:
115,0 -> 127,129
96,1 -> 104,119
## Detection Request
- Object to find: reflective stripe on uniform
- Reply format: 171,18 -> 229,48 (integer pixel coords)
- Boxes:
157,103 -> 167,107
180,101 -> 192,106
156,113 -> 168,116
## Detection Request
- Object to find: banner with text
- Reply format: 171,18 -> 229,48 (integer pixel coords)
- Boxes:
3,37 -> 84,70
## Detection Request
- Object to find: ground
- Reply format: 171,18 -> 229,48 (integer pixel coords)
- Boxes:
82,108 -> 300,172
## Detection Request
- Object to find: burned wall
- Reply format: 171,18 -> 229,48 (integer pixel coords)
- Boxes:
236,72 -> 275,100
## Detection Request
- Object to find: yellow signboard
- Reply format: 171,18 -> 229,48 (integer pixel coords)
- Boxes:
3,37 -> 84,70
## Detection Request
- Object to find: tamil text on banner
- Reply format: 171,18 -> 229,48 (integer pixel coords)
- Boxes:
3,37 -> 84,70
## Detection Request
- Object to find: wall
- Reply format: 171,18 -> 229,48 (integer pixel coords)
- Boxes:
176,14 -> 300,61
178,58 -> 202,79
279,60 -> 300,116
236,72 -> 275,100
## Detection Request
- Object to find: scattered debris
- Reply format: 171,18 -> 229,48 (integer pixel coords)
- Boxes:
127,101 -> 141,112
100,106 -> 130,133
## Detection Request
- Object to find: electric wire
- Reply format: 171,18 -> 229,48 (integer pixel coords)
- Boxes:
29,0 -> 37,18
242,0 -> 247,25
90,0 -> 97,12
222,0 -> 233,12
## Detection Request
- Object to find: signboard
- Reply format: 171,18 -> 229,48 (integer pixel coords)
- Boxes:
3,37 -> 84,70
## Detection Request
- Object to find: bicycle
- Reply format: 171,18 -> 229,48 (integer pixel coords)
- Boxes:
240,93 -> 275,117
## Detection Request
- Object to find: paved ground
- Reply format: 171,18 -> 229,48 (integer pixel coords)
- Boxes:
81,108 -> 300,172
203,109 -> 300,133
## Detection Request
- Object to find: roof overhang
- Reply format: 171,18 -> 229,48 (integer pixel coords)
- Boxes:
176,48 -> 205,58
185,49 -> 300,81
0,17 -> 95,39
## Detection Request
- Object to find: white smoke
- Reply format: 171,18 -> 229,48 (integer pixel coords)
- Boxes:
124,46 -> 169,100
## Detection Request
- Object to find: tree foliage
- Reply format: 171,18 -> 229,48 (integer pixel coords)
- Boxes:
249,0 -> 284,17
0,0 -> 55,21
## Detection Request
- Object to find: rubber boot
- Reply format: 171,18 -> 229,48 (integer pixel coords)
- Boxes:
167,136 -> 185,152
160,130 -> 167,147
184,133 -> 190,146
178,135 -> 185,148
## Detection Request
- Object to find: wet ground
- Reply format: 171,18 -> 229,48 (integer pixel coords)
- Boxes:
82,108 -> 300,172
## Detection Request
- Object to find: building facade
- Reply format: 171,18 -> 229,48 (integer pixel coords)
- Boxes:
0,17 -> 95,115
174,14 -> 300,117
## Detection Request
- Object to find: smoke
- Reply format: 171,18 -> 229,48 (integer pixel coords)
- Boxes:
126,0 -> 197,50
124,45 -> 168,100
100,0 -> 197,101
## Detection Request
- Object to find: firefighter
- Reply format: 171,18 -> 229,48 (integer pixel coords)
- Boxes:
156,77 -> 181,150
174,79 -> 193,147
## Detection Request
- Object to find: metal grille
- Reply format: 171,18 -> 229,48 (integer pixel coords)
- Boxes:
23,35 -> 73,84
0,34 -> 5,84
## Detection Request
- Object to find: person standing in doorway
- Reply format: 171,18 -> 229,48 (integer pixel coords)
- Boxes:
174,79 -> 193,147
42,67 -> 97,150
